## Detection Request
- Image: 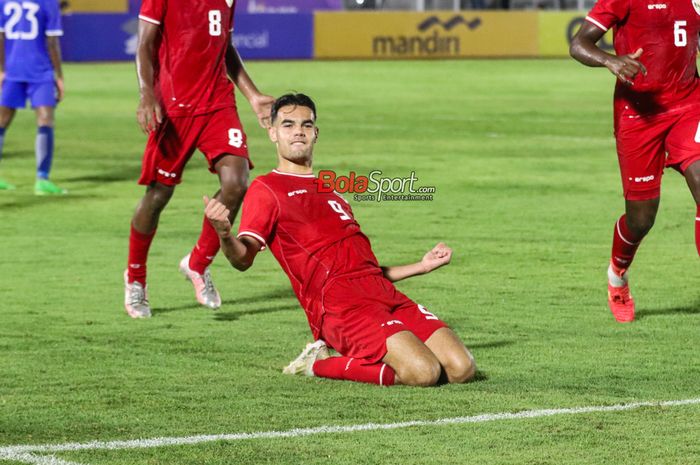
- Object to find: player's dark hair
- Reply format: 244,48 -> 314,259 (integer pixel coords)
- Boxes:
271,93 -> 317,123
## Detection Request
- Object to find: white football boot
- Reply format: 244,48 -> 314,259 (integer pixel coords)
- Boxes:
123,270 -> 152,319
283,340 -> 330,376
179,254 -> 222,310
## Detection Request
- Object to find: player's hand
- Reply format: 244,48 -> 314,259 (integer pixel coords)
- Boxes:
250,93 -> 276,128
606,48 -> 647,86
0,71 -> 5,87
136,93 -> 163,135
55,77 -> 65,102
421,242 -> 452,273
203,195 -> 232,239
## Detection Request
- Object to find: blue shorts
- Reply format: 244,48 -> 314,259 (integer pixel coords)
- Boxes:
1,80 -> 56,109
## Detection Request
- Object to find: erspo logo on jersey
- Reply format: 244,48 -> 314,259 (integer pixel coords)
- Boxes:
315,170 -> 436,202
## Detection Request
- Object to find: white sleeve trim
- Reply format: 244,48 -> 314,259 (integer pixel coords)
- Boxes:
585,16 -> 608,32
138,15 -> 161,25
46,30 -> 63,37
238,231 -> 267,250
0,27 -> 4,32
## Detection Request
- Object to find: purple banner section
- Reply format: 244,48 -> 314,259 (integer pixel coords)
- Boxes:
59,13 -> 312,61
61,13 -> 136,61
236,0 -> 341,13
129,0 -> 340,14
234,13 -> 313,59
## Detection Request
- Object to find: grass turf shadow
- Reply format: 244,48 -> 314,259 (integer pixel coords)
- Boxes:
635,301 -> 700,320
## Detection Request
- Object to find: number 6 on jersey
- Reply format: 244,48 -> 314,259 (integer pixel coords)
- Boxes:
674,20 -> 687,47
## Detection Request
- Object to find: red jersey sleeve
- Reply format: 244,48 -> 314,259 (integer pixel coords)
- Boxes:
237,180 -> 280,249
230,0 -> 236,32
586,0 -> 630,32
139,0 -> 166,25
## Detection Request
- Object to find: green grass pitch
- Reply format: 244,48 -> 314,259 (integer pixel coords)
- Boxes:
1,59 -> 699,464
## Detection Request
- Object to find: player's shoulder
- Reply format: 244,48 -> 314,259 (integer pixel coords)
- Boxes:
249,173 -> 283,198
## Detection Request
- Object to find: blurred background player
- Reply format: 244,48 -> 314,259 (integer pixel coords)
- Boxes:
203,94 -> 476,386
570,1 -> 700,323
124,0 -> 274,318
0,0 -> 66,194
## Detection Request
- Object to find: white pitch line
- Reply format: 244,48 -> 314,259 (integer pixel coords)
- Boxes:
1,397 -> 699,464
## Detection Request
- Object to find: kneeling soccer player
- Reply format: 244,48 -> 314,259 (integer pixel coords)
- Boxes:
203,94 -> 475,386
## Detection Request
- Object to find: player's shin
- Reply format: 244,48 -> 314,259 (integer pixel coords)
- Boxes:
312,357 -> 396,386
189,215 -> 221,274
611,214 -> 642,275
695,205 -> 700,257
128,224 -> 156,285
0,127 -> 6,160
35,126 -> 54,179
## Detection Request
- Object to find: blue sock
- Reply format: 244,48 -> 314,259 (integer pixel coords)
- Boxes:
36,126 -> 54,179
0,127 -> 6,163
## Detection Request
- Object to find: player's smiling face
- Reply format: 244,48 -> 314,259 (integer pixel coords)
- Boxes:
269,105 -> 318,165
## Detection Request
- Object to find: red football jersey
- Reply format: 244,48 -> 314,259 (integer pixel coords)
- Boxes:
237,170 -> 382,336
586,0 -> 700,115
139,0 -> 237,116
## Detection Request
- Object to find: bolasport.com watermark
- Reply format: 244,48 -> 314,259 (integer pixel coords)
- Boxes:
316,170 -> 436,202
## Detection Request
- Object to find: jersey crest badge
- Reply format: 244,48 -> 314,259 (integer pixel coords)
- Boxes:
225,0 -> 234,7
694,0 -> 700,15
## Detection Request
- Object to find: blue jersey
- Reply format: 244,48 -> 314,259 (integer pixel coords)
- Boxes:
0,0 -> 62,82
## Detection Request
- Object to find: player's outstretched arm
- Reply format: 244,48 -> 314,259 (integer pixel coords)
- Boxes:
224,43 -> 275,128
570,22 -> 646,86
203,196 -> 261,271
135,20 -> 162,134
47,36 -> 64,102
381,243 -> 453,283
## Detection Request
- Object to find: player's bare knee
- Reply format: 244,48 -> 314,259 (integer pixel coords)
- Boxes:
627,214 -> 655,237
399,357 -> 441,387
36,115 -> 54,127
0,108 -> 15,127
445,352 -> 476,384
35,107 -> 54,127
145,184 -> 175,212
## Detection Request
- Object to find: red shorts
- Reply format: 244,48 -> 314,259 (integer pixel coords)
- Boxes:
138,106 -> 251,186
319,274 -> 447,364
615,103 -> 700,201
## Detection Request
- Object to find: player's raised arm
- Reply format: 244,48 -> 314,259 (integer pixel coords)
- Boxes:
203,196 -> 262,271
570,22 -> 646,86
381,243 -> 453,283
135,20 -> 162,134
224,43 -> 275,128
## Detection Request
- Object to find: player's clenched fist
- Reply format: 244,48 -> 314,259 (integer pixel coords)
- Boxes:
421,242 -> 453,273
203,196 -> 232,238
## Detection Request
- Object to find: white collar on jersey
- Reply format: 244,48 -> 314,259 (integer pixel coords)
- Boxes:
272,169 -> 315,178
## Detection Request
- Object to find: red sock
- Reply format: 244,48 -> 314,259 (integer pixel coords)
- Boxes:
127,224 -> 156,286
695,205 -> 700,258
189,216 -> 221,274
611,214 -> 643,271
312,356 -> 396,386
